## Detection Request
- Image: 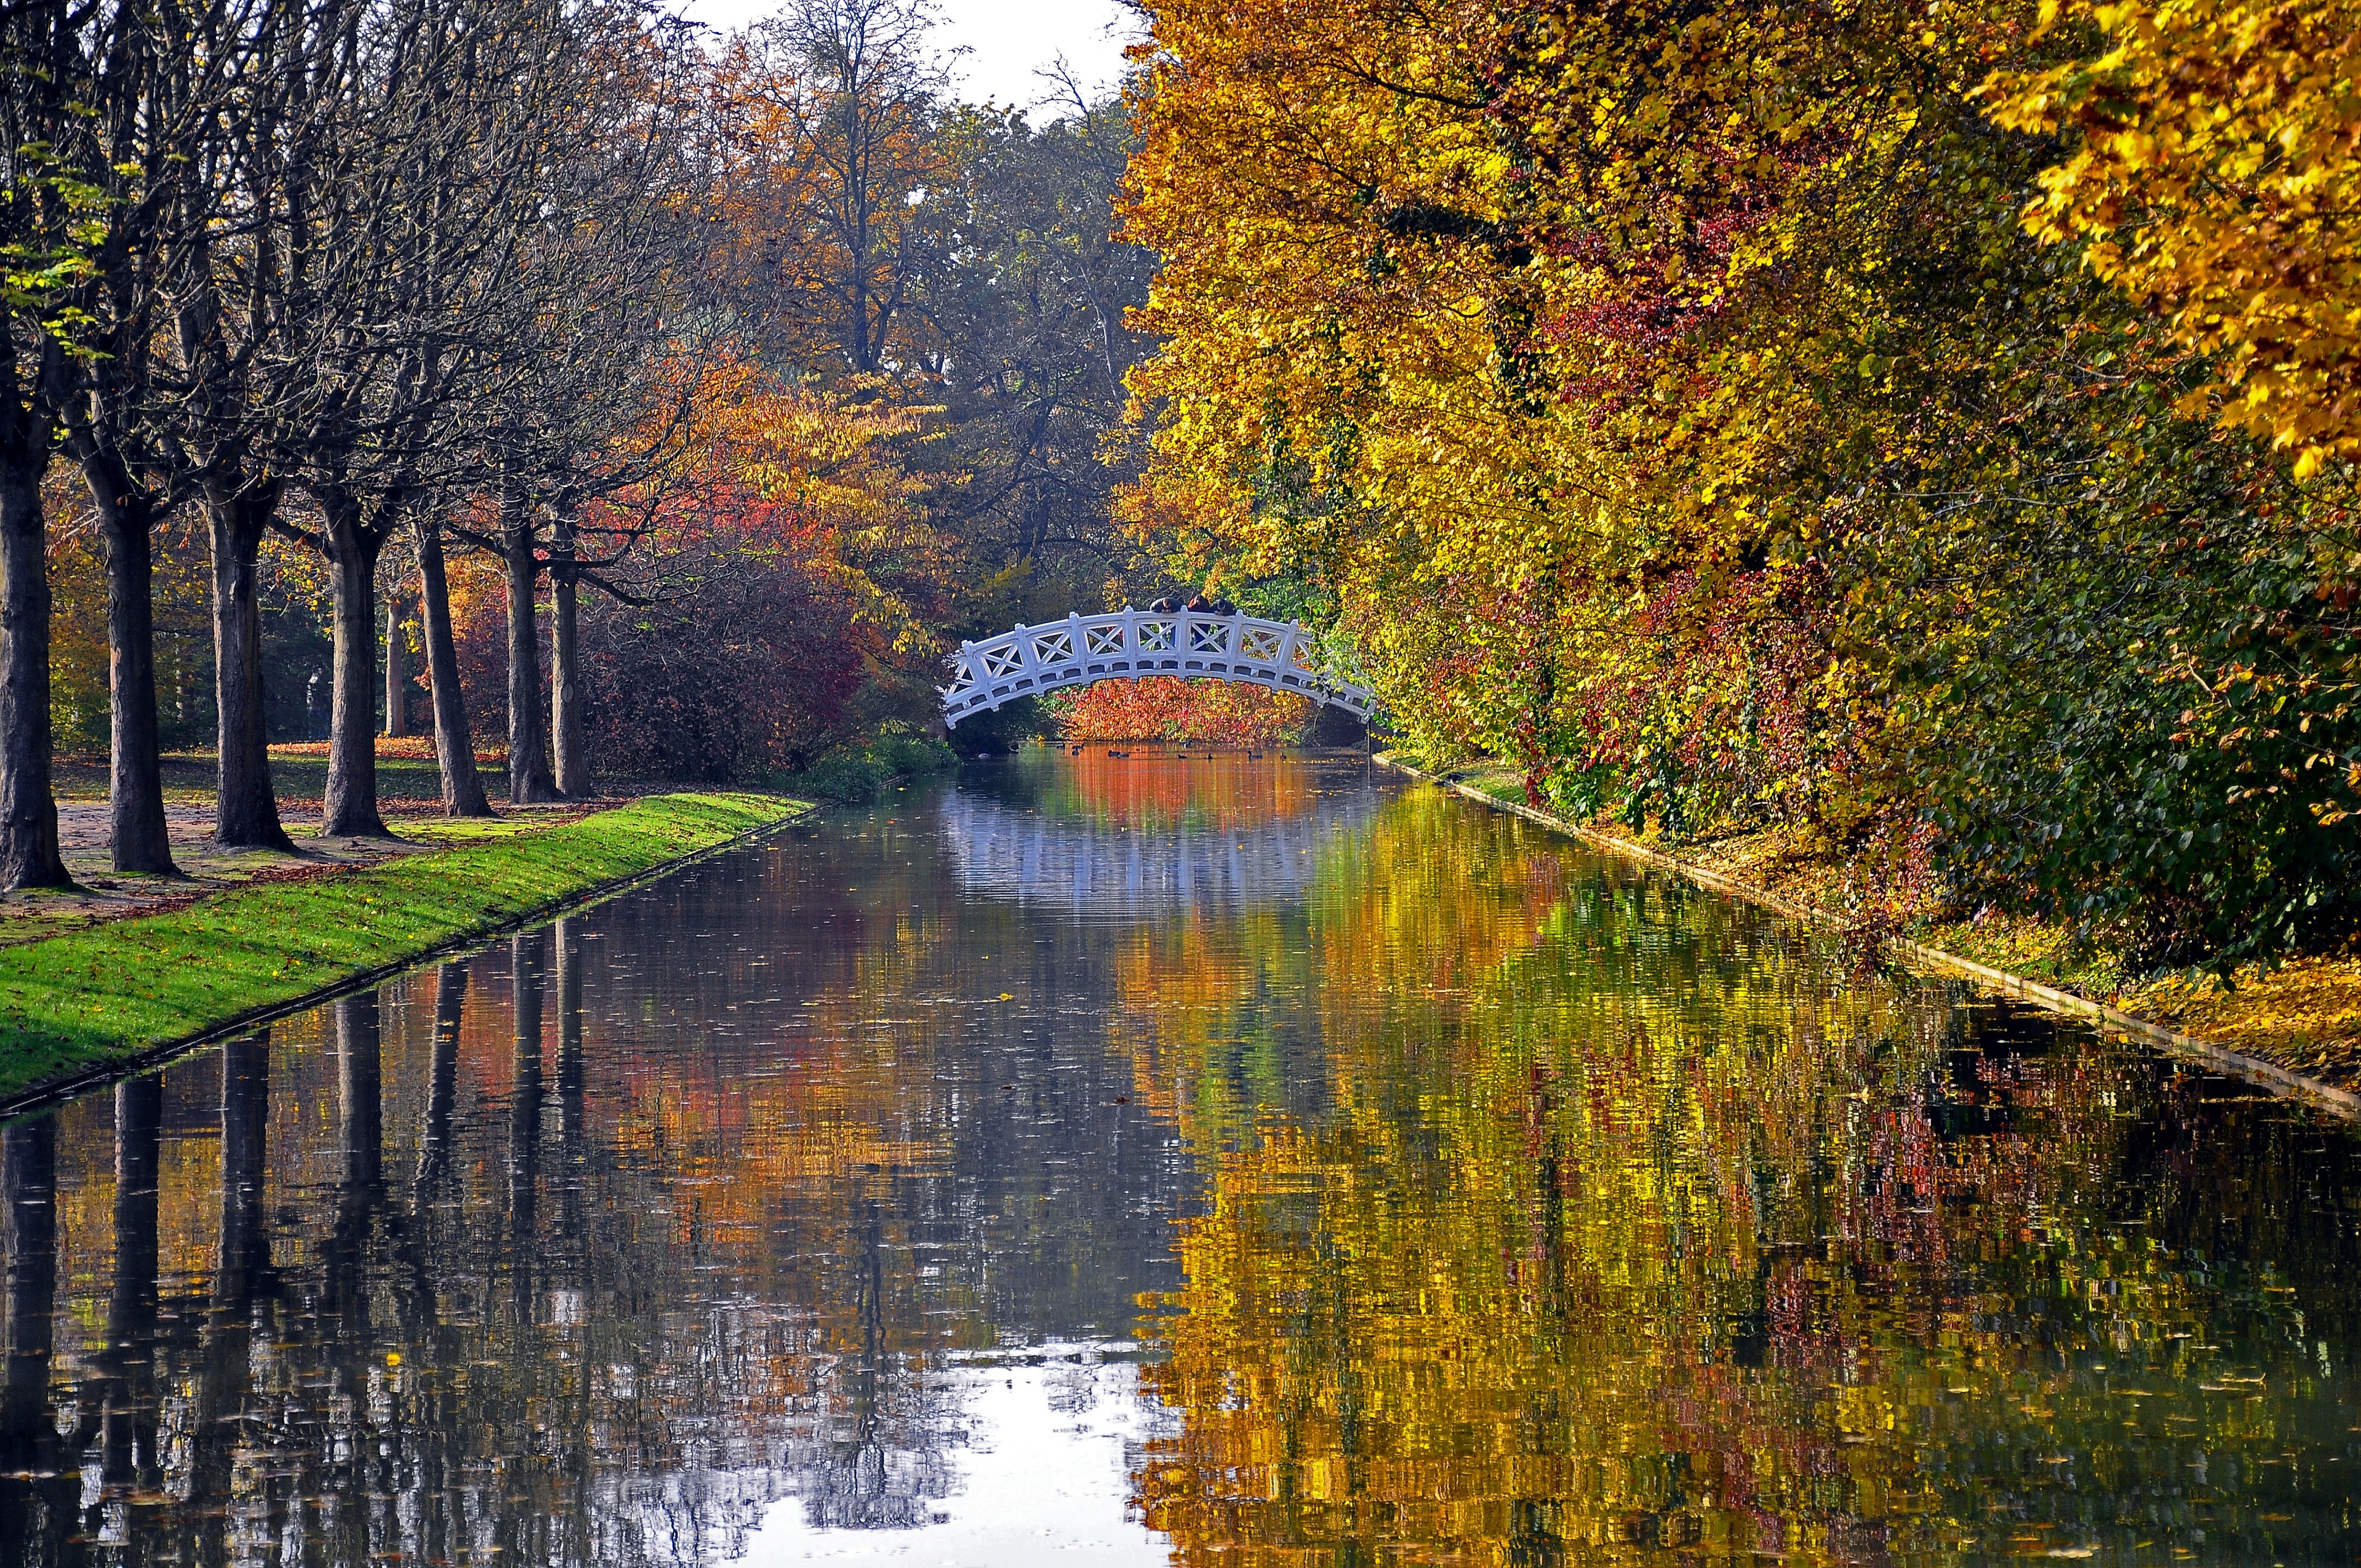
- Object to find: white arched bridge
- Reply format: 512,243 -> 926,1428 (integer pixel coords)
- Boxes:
940,608 -> 1379,727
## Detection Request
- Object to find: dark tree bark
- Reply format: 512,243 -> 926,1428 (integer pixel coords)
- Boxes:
77,461 -> 178,873
205,483 -> 294,851
384,587 -> 411,739
0,456 -> 67,889
503,491 -> 557,804
318,494 -> 391,837
415,522 -> 494,817
550,509 -> 585,797
325,541 -> 389,837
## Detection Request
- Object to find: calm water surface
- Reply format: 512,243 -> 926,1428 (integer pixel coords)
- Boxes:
3,752 -> 2359,1566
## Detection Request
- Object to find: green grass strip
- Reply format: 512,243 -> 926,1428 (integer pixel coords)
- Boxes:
0,792 -> 806,1100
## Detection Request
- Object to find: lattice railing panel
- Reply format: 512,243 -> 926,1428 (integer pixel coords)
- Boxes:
942,609 -> 1378,727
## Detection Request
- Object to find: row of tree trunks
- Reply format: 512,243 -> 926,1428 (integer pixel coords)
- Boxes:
418,516 -> 589,815
6,477 -> 587,886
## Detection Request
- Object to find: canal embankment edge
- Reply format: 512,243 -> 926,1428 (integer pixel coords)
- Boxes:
1373,754 -> 2361,1122
0,793 -> 813,1122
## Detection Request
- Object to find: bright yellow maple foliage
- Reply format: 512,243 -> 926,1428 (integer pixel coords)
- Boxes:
1989,0 -> 2361,475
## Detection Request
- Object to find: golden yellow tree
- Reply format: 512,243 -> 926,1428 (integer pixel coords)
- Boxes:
1989,0 -> 2361,475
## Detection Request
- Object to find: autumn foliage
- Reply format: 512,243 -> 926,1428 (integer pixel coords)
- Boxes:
1122,0 -> 2361,967
1991,0 -> 2361,476
1052,677 -> 1313,745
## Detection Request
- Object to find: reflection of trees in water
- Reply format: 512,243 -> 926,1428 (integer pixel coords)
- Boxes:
2,803 -> 1199,1566
940,775 -> 1391,916
1002,749 -> 1341,834
1120,789 -> 2361,1565
0,960 -> 810,1565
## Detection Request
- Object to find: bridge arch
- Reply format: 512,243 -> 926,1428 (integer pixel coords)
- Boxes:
940,609 -> 1378,728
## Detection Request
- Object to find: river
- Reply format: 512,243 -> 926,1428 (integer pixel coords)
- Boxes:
2,750 -> 2357,1566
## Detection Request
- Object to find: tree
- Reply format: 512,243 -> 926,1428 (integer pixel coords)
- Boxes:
707,0 -> 949,378
1989,0 -> 2361,478
0,0 -> 102,888
249,0 -> 673,834
452,27 -> 706,805
914,87 -> 1158,608
1116,0 -> 2361,966
41,1 -> 253,875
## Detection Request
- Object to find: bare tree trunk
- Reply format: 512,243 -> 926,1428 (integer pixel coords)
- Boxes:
205,486 -> 292,851
503,500 -> 556,805
415,522 -> 493,818
94,489 -> 177,874
550,570 -> 583,797
383,586 -> 410,739
322,521 -> 389,838
550,508 -> 584,797
0,458 -> 68,889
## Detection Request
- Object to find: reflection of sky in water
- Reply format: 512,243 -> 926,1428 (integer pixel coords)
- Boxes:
6,754 -> 2361,1567
749,1347 -> 1172,1565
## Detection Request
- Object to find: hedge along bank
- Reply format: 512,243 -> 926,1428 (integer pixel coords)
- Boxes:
0,792 -> 808,1108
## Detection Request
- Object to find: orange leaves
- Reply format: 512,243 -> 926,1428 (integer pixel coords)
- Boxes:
653,357 -> 951,655
694,7 -> 948,377
1055,677 -> 1314,744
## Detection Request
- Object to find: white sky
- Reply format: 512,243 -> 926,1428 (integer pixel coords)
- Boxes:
668,0 -> 1145,114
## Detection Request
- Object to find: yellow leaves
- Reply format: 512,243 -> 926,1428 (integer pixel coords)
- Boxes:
1988,0 -> 2361,475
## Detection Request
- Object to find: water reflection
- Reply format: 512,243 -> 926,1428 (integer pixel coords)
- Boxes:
0,752 -> 2357,1567
942,751 -> 1387,915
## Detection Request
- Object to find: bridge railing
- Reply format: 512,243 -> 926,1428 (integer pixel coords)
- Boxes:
939,609 -> 1378,727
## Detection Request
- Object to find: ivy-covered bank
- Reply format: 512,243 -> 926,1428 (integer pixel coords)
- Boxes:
0,793 -> 807,1104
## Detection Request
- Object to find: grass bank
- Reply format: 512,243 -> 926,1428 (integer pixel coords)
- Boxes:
0,792 -> 806,1105
1384,755 -> 2361,1113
